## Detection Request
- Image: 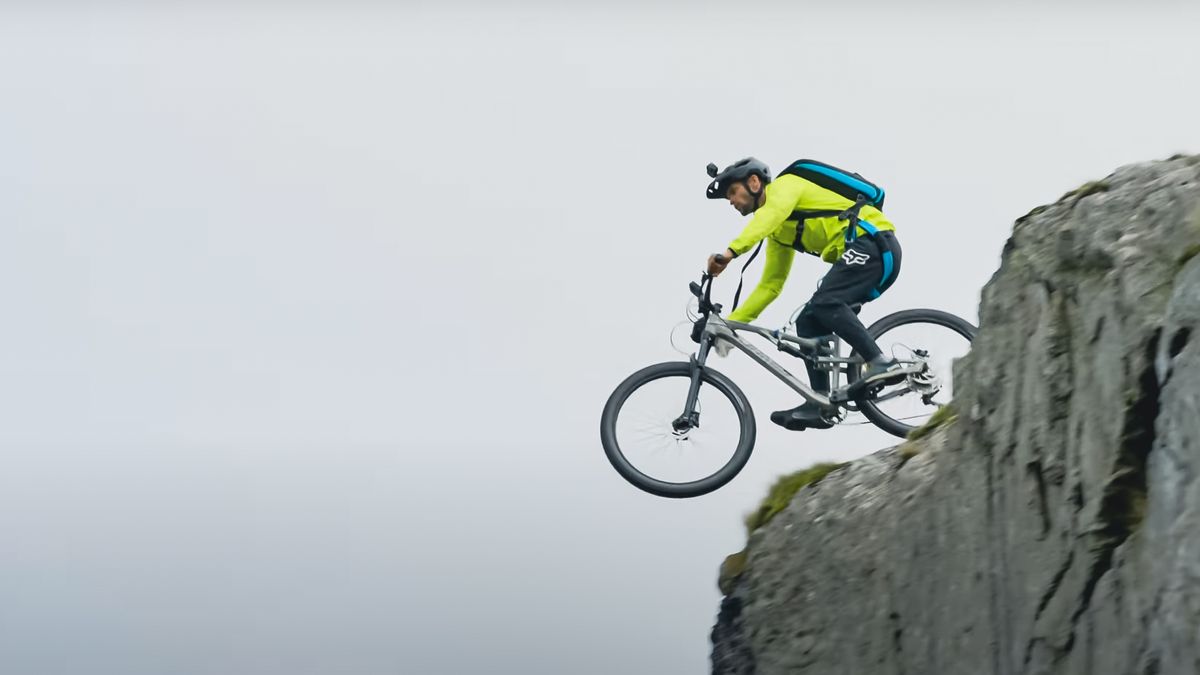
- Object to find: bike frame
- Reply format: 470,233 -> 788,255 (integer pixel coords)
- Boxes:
693,312 -> 856,410
676,275 -> 923,429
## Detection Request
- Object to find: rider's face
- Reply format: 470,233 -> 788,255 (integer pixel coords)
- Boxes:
725,177 -> 761,216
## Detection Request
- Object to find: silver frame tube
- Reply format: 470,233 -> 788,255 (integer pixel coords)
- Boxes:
702,314 -> 836,407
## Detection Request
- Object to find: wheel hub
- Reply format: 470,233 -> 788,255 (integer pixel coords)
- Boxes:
671,414 -> 698,438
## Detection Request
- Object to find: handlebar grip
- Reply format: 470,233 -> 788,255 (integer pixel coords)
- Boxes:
714,253 -> 727,264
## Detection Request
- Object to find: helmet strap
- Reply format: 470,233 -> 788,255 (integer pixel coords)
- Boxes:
744,179 -> 765,209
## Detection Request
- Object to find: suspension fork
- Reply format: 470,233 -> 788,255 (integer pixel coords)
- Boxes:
675,335 -> 713,430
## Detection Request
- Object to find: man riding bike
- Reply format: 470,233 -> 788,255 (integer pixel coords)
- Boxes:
705,157 -> 904,431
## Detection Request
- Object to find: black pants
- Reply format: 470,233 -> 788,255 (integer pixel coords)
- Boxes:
795,231 -> 902,392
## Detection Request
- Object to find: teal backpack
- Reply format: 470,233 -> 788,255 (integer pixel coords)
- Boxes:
779,159 -> 886,244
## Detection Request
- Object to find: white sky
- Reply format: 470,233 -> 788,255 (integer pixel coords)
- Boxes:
1,4 -> 1197,674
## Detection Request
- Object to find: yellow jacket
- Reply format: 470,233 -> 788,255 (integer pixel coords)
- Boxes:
725,173 -> 896,323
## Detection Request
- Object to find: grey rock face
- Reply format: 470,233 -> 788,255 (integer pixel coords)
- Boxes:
712,156 -> 1200,675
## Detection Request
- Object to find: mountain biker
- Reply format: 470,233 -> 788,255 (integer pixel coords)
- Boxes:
705,157 -> 904,431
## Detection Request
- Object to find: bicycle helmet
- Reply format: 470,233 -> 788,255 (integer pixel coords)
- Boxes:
705,157 -> 772,199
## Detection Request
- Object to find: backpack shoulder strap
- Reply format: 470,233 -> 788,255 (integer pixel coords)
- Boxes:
731,241 -> 763,311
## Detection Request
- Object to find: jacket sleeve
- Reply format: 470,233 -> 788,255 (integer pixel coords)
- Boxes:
727,178 -> 805,255
726,238 -> 795,323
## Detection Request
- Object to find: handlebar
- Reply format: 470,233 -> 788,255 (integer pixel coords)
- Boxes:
690,272 -> 721,314
689,272 -> 724,344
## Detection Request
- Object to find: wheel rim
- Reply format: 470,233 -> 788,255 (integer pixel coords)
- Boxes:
611,373 -> 744,485
860,320 -> 973,431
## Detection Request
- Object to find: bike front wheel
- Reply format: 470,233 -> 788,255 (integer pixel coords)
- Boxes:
849,309 -> 977,439
600,361 -> 756,498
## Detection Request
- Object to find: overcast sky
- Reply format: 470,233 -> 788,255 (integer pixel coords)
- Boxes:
1,4 -> 1197,674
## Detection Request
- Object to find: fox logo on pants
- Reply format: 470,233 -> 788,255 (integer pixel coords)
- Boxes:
842,249 -> 871,266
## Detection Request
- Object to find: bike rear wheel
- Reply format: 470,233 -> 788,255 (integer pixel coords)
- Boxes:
600,361 -> 755,498
848,309 -> 977,438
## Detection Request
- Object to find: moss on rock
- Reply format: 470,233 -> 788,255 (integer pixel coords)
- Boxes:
1060,179 -> 1110,202
895,403 -> 958,462
719,549 -> 748,596
743,462 -> 846,535
906,403 -> 958,443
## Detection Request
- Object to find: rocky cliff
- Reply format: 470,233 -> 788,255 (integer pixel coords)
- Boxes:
711,155 -> 1200,675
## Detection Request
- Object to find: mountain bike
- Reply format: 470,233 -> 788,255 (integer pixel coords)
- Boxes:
600,271 -> 976,498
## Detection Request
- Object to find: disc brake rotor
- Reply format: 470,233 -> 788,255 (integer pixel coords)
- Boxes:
906,350 -> 943,401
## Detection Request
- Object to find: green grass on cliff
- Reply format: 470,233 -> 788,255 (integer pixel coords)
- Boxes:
896,403 -> 958,461
1059,179 -> 1110,201
743,462 -> 846,535
719,462 -> 847,595
719,550 -> 748,596
905,403 -> 958,443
